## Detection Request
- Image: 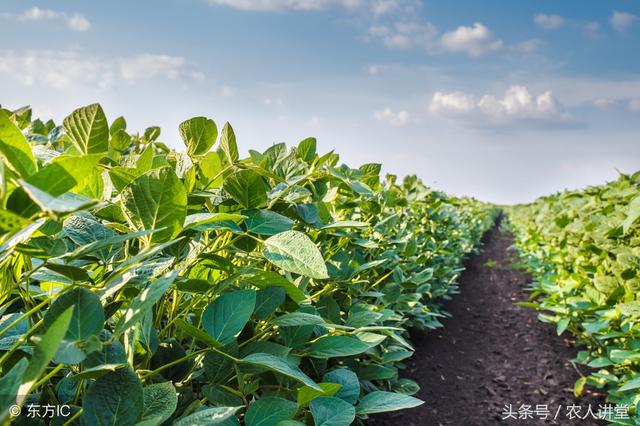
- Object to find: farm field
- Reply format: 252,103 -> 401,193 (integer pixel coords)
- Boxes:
0,103 -> 638,425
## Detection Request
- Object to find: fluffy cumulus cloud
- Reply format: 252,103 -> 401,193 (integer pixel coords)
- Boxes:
374,107 -> 411,126
0,7 -> 91,31
439,23 -> 503,56
610,11 -> 638,32
0,50 -> 203,90
430,85 -> 573,127
533,14 -> 565,30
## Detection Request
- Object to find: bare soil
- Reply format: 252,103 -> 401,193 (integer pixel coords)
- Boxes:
369,221 -> 604,426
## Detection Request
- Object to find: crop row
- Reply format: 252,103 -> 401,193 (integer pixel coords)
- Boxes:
0,104 -> 497,425
508,173 -> 640,425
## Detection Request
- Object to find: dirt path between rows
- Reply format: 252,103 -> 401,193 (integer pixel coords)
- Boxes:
370,220 -> 604,426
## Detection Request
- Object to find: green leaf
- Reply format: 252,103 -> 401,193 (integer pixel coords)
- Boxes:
245,397 -> 297,426
63,103 -> 109,154
619,375 -> 640,392
121,167 -> 187,245
355,391 -> 423,415
246,272 -> 306,304
310,397 -> 355,426
263,231 -> 329,279
142,382 -> 178,423
43,287 -> 104,341
0,109 -> 36,177
114,271 -> 177,337
82,367 -> 144,426
241,352 -> 321,391
26,153 -> 103,196
0,358 -> 28,412
297,383 -> 342,407
323,369 -> 360,404
219,122 -> 239,164
19,181 -> 96,213
174,318 -> 221,347
273,312 -> 326,327
110,129 -> 131,152
110,116 -> 127,135
180,116 -> 218,157
245,210 -> 294,235
297,137 -> 316,163
19,306 -> 73,399
173,407 -> 241,426
307,336 -> 369,358
0,209 -> 30,233
321,221 -> 369,230
254,286 -> 285,319
202,290 -> 256,344
223,170 -> 268,209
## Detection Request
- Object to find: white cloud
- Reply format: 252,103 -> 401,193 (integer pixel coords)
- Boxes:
611,11 -> 637,32
207,0 -> 417,14
0,50 -> 202,90
263,96 -> 284,107
592,98 -> 617,110
374,107 -> 410,126
534,14 -> 565,30
368,21 -> 437,50
440,23 -> 503,56
430,85 -> 573,127
629,99 -> 640,112
1,7 -> 91,31
220,85 -> 238,97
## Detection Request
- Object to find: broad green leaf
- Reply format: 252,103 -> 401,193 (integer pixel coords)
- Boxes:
254,286 -> 285,319
245,209 -> 294,235
219,122 -> 238,164
43,287 -> 104,341
19,181 -> 96,213
241,352 -> 321,391
307,336 -> 369,358
141,382 -> 178,423
619,375 -> 640,392
273,312 -> 326,327
0,358 -> 28,413
202,290 -> 256,344
180,116 -> 218,157
0,218 -> 45,262
223,170 -> 268,209
26,153 -> 103,196
110,129 -> 131,152
297,383 -> 341,407
297,137 -> 316,163
0,208 -> 30,233
174,318 -> 221,347
246,271 -> 306,304
263,231 -> 329,279
121,167 -> 187,245
110,116 -> 127,135
114,271 -> 177,337
323,369 -> 360,404
19,306 -> 73,400
63,103 -> 109,154
245,397 -> 297,426
310,397 -> 355,426
82,367 -> 144,426
0,109 -> 36,177
355,391 -> 423,415
173,406 -> 241,426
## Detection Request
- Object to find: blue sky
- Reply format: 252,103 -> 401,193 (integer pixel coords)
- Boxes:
1,0 -> 639,203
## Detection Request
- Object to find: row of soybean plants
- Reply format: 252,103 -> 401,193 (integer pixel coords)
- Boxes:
508,172 -> 640,425
0,104 -> 496,425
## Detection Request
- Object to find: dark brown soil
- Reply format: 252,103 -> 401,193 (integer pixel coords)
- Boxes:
369,221 -> 604,426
